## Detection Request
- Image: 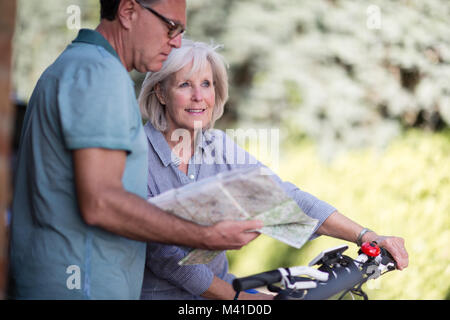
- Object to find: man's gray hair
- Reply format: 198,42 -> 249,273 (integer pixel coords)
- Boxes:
138,39 -> 229,132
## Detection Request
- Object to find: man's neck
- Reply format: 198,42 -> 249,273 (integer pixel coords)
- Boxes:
96,21 -> 131,71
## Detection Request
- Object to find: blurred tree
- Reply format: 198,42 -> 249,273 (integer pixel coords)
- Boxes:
12,0 -> 450,157
186,0 -> 450,158
0,0 -> 17,300
13,0 -> 99,101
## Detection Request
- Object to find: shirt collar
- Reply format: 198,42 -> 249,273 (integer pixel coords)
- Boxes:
144,122 -> 216,167
198,129 -> 216,152
72,29 -> 121,63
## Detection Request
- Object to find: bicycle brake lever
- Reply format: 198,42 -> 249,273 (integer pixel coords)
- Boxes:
287,266 -> 329,282
366,265 -> 382,280
380,247 -> 397,270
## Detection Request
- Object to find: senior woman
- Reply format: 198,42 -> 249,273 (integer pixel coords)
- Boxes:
138,39 -> 408,300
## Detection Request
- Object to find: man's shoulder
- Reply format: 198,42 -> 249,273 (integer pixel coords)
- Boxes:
47,42 -> 126,82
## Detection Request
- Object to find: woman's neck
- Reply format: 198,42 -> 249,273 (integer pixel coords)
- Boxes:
163,128 -> 196,165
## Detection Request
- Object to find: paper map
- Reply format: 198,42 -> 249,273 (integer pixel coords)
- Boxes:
148,167 -> 318,265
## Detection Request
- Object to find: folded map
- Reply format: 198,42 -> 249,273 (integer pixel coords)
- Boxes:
148,167 -> 318,265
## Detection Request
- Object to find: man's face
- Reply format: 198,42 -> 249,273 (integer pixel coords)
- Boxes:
132,0 -> 186,72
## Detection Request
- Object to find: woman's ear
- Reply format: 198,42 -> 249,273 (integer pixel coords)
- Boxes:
154,83 -> 166,106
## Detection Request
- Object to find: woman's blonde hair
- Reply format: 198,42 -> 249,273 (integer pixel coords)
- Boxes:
138,38 -> 229,132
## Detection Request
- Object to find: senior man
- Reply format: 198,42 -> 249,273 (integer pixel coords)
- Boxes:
8,0 -> 262,299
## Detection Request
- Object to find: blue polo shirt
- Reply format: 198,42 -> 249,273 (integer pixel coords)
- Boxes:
9,29 -> 148,299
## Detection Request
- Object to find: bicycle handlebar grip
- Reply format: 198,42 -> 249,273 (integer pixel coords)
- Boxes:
363,241 -> 397,269
232,270 -> 281,292
380,247 -> 397,269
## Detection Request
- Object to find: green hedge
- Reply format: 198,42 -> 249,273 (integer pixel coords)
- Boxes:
228,129 -> 450,300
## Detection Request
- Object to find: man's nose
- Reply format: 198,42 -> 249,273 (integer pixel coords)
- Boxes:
168,34 -> 183,48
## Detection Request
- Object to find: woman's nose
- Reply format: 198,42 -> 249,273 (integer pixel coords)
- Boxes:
191,87 -> 203,101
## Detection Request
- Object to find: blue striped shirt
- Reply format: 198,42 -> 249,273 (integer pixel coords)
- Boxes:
140,122 -> 336,300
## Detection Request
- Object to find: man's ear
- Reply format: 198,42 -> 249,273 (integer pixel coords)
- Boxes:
154,83 -> 166,105
116,0 -> 138,30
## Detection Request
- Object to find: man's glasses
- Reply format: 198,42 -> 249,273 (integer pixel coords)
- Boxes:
136,0 -> 185,39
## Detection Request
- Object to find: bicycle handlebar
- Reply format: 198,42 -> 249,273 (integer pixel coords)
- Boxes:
232,242 -> 397,300
233,270 -> 282,292
299,255 -> 364,300
233,266 -> 329,292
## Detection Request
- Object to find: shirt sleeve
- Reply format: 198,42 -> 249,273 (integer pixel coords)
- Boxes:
145,243 -> 215,296
217,129 -> 337,234
57,59 -> 135,152
268,174 -> 337,235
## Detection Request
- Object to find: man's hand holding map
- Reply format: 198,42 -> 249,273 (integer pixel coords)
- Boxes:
148,167 -> 318,265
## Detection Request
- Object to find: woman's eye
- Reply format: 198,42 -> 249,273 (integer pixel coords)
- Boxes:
179,82 -> 190,88
201,80 -> 211,87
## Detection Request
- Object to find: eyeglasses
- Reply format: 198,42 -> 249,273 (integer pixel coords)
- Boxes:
136,0 -> 185,39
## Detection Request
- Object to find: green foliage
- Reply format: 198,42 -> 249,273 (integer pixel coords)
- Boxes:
14,1 -> 450,154
187,0 -> 450,157
13,0 -> 99,101
227,129 -> 450,300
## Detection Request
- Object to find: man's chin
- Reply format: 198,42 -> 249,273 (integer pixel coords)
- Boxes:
135,62 -> 163,73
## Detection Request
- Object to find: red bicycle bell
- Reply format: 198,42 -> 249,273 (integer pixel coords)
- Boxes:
361,241 -> 381,257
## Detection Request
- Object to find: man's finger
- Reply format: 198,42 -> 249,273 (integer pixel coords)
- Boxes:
240,219 -> 264,231
242,230 -> 261,242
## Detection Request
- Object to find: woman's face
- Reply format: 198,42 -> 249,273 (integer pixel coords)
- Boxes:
159,61 -> 215,133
